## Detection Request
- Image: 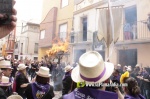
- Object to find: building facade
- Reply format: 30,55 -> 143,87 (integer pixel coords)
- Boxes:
0,29 -> 16,58
14,22 -> 40,60
70,0 -> 107,63
71,0 -> 150,67
39,0 -> 74,62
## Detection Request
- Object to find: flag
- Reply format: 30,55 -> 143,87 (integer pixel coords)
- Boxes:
2,43 -> 7,57
97,7 -> 123,46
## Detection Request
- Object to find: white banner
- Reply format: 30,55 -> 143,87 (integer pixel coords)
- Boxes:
74,0 -> 84,5
97,7 -> 123,45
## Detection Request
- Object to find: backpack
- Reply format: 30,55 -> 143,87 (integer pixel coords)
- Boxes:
13,73 -> 20,92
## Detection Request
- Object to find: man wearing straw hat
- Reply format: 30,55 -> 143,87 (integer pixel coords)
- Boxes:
0,60 -> 13,78
116,64 -> 123,74
0,76 -> 12,98
0,60 -> 13,97
63,51 -> 118,99
62,65 -> 74,95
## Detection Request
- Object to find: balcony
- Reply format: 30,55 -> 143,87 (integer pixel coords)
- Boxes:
118,21 -> 150,43
70,30 -> 93,44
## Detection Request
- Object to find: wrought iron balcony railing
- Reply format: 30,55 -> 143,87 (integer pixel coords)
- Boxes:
70,30 -> 93,43
118,21 -> 150,41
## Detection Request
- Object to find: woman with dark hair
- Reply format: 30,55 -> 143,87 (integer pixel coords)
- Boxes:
120,72 -> 146,99
25,66 -> 55,99
15,64 -> 29,99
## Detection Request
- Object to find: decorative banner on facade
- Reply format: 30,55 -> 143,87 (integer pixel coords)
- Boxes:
74,0 -> 84,5
97,7 -> 123,46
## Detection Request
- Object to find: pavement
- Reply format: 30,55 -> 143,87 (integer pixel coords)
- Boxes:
53,91 -> 62,99
51,81 -> 62,99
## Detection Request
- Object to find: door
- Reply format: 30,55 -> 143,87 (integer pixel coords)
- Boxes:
119,49 -> 137,68
98,51 -> 105,61
74,49 -> 86,62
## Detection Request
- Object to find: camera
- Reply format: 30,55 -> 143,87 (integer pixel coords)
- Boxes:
0,0 -> 12,25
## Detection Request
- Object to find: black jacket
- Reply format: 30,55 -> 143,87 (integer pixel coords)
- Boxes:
62,74 -> 76,95
62,76 -> 72,95
0,87 -> 7,99
16,73 -> 29,98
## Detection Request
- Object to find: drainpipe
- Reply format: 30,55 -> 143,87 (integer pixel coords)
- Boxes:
26,37 -> 29,54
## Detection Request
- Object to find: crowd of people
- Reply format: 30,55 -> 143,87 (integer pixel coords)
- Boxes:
1,51 -> 149,99
0,57 -> 56,99
0,1 -> 150,99
61,51 -> 150,99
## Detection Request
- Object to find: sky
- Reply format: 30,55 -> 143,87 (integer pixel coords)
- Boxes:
14,0 -> 43,36
14,0 -> 43,22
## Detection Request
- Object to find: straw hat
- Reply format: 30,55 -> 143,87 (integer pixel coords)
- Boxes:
17,64 -> 27,71
64,65 -> 73,72
117,64 -> 121,67
7,95 -> 23,99
126,66 -> 132,72
0,60 -> 13,69
71,51 -> 114,83
0,76 -> 11,86
36,66 -> 51,77
135,64 -> 140,67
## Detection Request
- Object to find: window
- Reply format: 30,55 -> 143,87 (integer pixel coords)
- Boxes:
40,30 -> 45,39
59,23 -> 67,41
15,42 -> 18,49
15,55 -> 18,59
124,5 -> 137,40
119,49 -> 137,67
34,57 -> 38,60
61,0 -> 69,8
34,43 -> 38,53
82,17 -> 87,41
